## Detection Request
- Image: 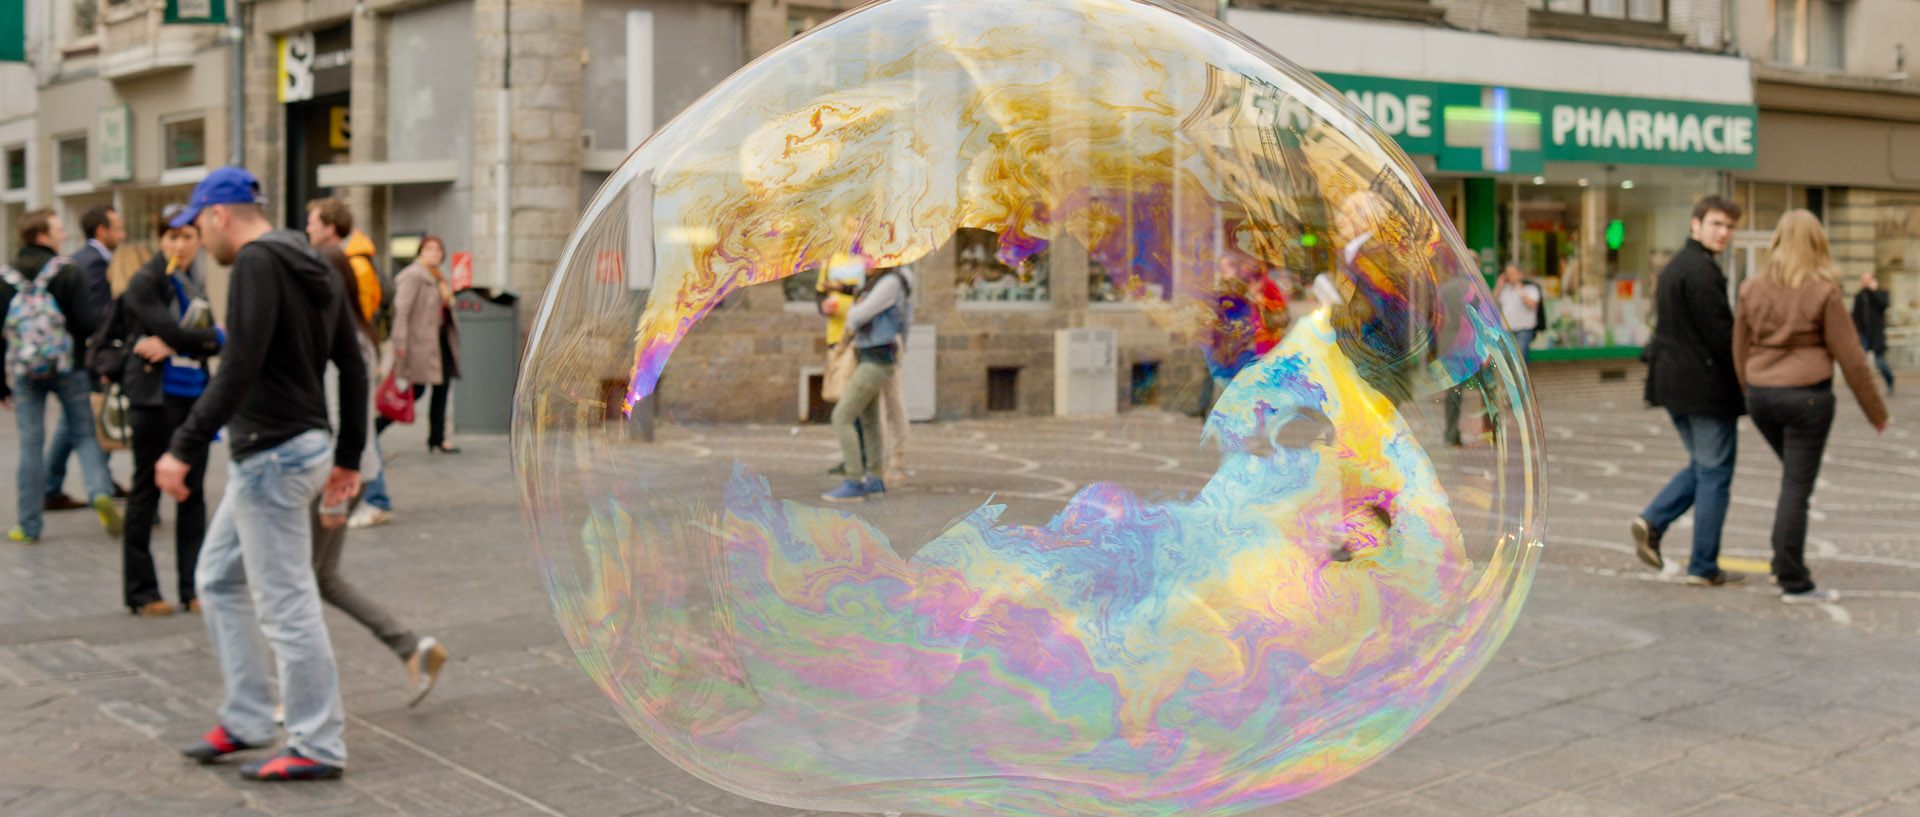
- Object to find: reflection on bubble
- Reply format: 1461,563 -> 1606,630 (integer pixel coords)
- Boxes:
513,1 -> 1544,815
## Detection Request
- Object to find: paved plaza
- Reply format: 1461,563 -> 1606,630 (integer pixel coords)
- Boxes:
4,375 -> 1920,817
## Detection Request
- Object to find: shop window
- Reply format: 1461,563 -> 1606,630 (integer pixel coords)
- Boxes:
163,117 -> 206,171
986,367 -> 1020,412
1530,0 -> 1664,22
1734,182 -> 1825,232
4,147 -> 24,192
56,136 -> 88,184
1772,0 -> 1845,70
957,228 -> 1050,304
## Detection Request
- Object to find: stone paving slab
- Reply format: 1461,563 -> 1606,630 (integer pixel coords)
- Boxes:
4,384 -> 1920,816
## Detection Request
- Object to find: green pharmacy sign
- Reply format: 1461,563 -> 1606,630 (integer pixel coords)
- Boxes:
1318,72 -> 1758,173
0,0 -> 23,62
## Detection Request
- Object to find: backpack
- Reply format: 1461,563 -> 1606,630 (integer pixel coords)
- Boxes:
1529,282 -> 1547,334
1,258 -> 74,380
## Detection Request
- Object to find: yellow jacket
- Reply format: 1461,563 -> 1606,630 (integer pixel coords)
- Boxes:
344,231 -> 382,322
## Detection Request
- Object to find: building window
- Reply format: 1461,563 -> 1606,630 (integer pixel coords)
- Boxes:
1734,182 -> 1825,231
956,228 -> 1050,304
4,147 -> 24,192
56,136 -> 88,184
1772,0 -> 1845,70
163,117 -> 206,170
1530,0 -> 1665,22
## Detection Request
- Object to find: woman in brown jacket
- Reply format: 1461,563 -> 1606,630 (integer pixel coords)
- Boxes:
1733,210 -> 1890,604
382,236 -> 463,453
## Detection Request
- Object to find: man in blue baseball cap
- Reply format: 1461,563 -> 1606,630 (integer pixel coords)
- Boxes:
160,166 -> 368,781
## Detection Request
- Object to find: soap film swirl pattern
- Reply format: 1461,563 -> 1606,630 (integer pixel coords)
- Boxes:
512,1 -> 1545,816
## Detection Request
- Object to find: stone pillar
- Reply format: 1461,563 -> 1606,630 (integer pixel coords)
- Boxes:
243,17 -> 283,214
1828,187 -> 1880,282
349,9 -> 389,253
745,0 -> 788,60
474,0 -> 583,332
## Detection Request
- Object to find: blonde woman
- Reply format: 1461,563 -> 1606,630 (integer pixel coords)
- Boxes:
1732,210 -> 1890,604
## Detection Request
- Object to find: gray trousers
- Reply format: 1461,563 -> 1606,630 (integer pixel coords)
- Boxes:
833,360 -> 895,480
309,489 -> 419,660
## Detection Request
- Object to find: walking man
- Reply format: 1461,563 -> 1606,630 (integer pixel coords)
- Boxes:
4,208 -> 123,542
1633,195 -> 1746,586
163,167 -> 368,780
1853,270 -> 1894,395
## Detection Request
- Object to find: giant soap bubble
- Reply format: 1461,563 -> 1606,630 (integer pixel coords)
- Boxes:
513,0 -> 1544,814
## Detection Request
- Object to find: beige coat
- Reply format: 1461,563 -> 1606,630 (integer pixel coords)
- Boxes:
390,263 -> 461,385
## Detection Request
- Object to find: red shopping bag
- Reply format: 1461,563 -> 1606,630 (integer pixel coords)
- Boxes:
376,369 -> 415,424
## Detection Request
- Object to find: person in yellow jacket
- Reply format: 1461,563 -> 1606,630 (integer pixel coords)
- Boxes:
304,198 -> 382,322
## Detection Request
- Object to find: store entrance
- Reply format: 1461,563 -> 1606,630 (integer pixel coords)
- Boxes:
285,91 -> 350,227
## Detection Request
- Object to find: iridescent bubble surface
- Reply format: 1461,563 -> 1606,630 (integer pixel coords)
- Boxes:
513,1 -> 1545,815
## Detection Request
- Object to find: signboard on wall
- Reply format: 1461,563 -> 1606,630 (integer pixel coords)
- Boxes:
1317,72 -> 1758,173
0,0 -> 25,62
164,0 -> 227,25
450,251 -> 473,291
96,105 -> 132,182
278,26 -> 351,103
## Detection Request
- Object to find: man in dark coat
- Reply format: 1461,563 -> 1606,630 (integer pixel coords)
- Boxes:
1853,270 -> 1893,394
1632,195 -> 1745,586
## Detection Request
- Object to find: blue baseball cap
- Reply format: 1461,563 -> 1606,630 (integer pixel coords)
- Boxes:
172,166 -> 267,228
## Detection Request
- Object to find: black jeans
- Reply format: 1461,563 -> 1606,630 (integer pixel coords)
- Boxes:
309,489 -> 420,659
1747,382 -> 1836,594
124,394 -> 207,609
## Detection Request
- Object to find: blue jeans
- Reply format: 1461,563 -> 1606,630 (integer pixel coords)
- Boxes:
194,429 -> 347,767
1642,411 -> 1738,578
1512,328 -> 1535,363
361,435 -> 391,511
12,371 -> 114,537
1863,341 -> 1894,392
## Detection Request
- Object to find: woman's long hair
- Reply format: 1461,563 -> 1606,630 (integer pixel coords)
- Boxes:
1764,209 -> 1838,290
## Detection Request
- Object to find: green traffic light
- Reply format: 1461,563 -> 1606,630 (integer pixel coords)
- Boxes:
1606,220 -> 1625,251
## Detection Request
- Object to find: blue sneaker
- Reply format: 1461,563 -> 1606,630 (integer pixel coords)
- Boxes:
862,476 -> 886,497
821,479 -> 867,502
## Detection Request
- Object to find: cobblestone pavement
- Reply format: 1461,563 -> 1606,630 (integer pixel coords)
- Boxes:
4,379 -> 1920,817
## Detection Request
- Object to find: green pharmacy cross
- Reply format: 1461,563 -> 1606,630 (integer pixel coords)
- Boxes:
1440,87 -> 1544,175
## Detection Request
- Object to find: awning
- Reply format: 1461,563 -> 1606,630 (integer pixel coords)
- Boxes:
316,159 -> 458,188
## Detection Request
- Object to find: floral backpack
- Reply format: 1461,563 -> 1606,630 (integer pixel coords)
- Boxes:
1,257 -> 74,380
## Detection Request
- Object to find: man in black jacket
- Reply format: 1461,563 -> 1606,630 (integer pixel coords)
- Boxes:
1853,271 -> 1893,394
1632,195 -> 1745,586
159,167 -> 366,781
3,209 -> 122,543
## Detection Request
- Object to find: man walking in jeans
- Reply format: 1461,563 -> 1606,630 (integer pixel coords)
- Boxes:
160,167 -> 368,780
1633,195 -> 1745,586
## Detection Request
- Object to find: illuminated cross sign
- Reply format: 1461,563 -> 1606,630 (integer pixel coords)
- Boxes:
1442,87 -> 1542,173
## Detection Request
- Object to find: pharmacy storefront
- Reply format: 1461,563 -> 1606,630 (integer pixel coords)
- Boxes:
1228,8 -> 1756,360
1322,72 -> 1758,359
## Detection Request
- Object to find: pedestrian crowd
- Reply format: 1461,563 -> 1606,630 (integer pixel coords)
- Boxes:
3,167 -> 453,781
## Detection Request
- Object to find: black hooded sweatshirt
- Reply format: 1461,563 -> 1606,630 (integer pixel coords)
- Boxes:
168,230 -> 368,471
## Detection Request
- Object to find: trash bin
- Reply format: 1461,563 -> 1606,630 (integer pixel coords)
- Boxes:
453,290 -> 519,435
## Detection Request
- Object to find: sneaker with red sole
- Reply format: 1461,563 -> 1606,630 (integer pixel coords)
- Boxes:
239,748 -> 342,781
180,724 -> 259,763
